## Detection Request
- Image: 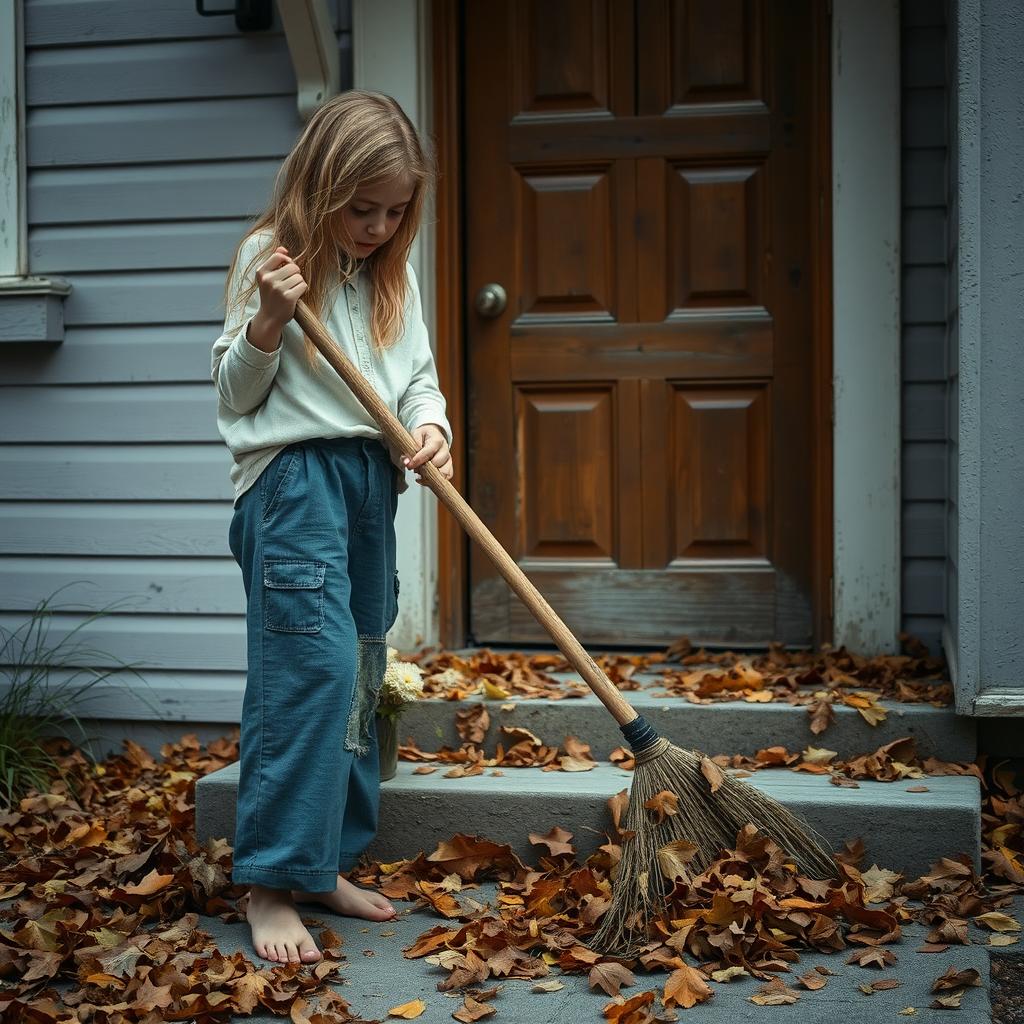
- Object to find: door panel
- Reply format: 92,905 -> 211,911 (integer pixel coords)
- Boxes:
464,0 -> 821,645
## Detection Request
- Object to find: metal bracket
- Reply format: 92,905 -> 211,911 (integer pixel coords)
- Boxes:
277,0 -> 341,120
195,0 -> 273,33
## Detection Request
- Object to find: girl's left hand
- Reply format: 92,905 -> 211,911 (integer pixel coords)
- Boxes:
403,424 -> 454,484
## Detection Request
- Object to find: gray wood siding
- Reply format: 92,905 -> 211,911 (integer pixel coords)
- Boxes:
1,0 -> 353,725
901,0 -> 950,655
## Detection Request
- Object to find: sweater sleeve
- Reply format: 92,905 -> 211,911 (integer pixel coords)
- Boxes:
211,233 -> 281,415
397,261 -> 454,448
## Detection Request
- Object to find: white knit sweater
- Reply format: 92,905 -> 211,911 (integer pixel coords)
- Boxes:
211,231 -> 452,500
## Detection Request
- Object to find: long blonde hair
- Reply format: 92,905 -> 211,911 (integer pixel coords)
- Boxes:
223,90 -> 435,356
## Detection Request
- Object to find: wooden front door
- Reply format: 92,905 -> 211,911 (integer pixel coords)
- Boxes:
463,0 -> 827,646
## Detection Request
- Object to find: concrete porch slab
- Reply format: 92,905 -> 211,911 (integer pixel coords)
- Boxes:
191,882 -> 998,1024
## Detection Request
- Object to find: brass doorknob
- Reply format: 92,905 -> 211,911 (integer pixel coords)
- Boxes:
474,283 -> 507,318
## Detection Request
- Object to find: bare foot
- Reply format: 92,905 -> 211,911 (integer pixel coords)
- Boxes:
246,884 -> 323,964
291,873 -> 398,921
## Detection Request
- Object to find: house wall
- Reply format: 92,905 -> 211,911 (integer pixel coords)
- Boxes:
948,0 -> 1024,714
900,0 -> 950,657
0,1 -> 353,745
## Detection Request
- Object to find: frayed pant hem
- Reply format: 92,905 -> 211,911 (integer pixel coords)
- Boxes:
232,864 -> 341,892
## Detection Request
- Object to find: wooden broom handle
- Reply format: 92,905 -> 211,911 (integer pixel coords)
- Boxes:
293,299 -> 639,727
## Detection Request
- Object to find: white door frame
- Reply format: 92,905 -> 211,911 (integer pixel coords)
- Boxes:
353,0 -> 441,649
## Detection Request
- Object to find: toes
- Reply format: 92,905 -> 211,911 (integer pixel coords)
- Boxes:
283,941 -> 299,962
300,941 -> 322,962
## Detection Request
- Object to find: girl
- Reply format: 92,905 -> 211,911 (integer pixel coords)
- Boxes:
211,90 -> 453,966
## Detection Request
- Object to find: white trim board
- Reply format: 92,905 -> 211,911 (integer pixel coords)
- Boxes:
831,0 -> 902,653
353,0 -> 441,650
0,0 -> 26,276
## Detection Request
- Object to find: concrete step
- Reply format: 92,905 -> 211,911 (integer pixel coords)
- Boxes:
196,760 -> 981,880
395,689 -> 977,762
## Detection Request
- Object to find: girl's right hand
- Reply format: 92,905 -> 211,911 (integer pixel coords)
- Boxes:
254,245 -> 308,329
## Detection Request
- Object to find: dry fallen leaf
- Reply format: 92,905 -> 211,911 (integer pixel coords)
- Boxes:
710,966 -> 748,983
532,980 -> 564,993
663,964 -> 713,1009
973,911 -> 1020,932
529,825 -> 576,859
656,839 -> 699,882
749,977 -> 800,1006
643,790 -> 680,824
589,961 -> 637,997
931,966 -> 982,991
808,697 -> 835,735
847,947 -> 897,969
483,679 -> 511,700
930,991 -> 965,1009
388,998 -> 427,1018
602,990 -> 656,1022
453,994 -> 497,1022
801,746 -> 839,765
796,970 -> 827,990
699,755 -> 725,793
861,864 -> 903,903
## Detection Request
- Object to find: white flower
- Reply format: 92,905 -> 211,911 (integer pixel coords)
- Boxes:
379,650 -> 424,710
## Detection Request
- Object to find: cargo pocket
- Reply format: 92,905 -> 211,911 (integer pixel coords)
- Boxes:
345,635 -> 386,756
263,559 -> 326,633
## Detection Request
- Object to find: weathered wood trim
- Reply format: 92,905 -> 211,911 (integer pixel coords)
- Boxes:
953,0 -> 981,713
0,276 -> 72,343
0,0 -> 25,277
831,0 -> 902,652
0,1 -> 70,341
972,690 -> 1024,717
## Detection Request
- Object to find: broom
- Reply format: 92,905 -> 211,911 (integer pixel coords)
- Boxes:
292,299 -> 838,957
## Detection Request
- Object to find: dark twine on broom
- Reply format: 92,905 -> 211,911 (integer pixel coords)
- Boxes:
588,715 -> 839,956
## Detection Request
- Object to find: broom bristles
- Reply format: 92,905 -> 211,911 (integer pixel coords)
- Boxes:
588,738 -> 838,956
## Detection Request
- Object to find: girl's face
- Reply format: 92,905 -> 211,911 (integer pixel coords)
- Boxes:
339,174 -> 415,258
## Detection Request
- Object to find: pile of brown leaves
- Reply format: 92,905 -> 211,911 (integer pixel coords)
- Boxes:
0,700 -> 1019,1021
0,734 -> 359,1023
407,635 -> 953,719
354,799 -> 1014,1019
398,704 -> 602,776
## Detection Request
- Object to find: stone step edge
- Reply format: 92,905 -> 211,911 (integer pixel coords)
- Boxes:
389,694 -> 977,761
196,762 -> 982,878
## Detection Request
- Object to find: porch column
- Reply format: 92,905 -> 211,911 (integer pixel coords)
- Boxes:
831,0 -> 902,652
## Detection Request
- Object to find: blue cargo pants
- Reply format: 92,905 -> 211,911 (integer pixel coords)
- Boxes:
227,437 -> 399,891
